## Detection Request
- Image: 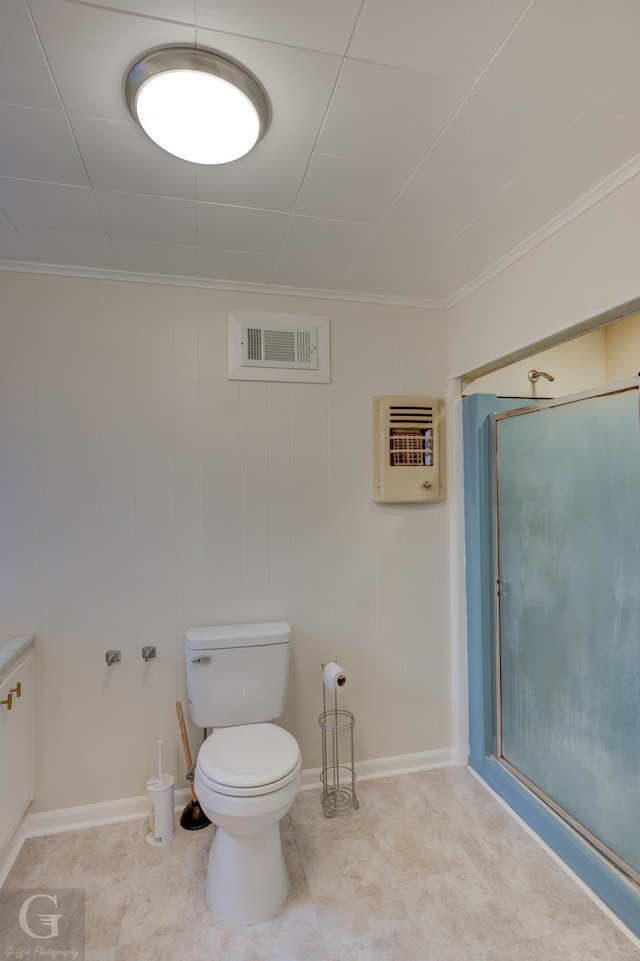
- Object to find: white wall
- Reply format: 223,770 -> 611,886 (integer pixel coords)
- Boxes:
0,271 -> 450,812
462,328 -> 607,399
606,311 -> 640,383
448,171 -> 640,379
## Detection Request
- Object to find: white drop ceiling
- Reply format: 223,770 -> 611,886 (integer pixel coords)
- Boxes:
3,0 -> 640,306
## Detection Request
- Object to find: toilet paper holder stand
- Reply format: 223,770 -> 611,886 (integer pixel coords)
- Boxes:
319,663 -> 358,817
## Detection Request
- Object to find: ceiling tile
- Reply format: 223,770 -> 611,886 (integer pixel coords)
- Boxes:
436,105 -> 640,294
349,0 -> 530,81
519,107 -> 640,208
0,180 -> 107,235
196,27 -> 342,151
346,245 -> 451,301
481,0 -> 640,106
0,105 -> 88,184
277,215 -> 374,264
316,59 -> 469,166
20,228 -> 119,269
1,0 -> 62,110
197,204 -> 289,253
294,153 -> 414,223
196,0 -> 361,54
0,209 -> 36,261
196,247 -> 275,283
383,165 -> 505,238
0,0 -> 638,303
111,238 -> 197,276
270,255 -> 351,291
595,56 -> 640,119
96,190 -> 197,245
27,0 -> 195,123
78,0 -> 196,20
422,83 -> 582,183
71,117 -> 197,199
196,144 -> 310,210
346,223 -> 451,299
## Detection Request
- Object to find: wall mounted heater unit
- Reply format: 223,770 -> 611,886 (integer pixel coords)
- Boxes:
372,395 -> 445,503
228,310 -> 331,383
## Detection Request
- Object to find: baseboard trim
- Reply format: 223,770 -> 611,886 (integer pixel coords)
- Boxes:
300,747 -> 454,791
1,748 -> 454,883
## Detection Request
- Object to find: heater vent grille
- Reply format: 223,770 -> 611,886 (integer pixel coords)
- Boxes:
373,395 -> 445,503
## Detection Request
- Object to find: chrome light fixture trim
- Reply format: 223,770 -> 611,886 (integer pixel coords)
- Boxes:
124,46 -> 271,165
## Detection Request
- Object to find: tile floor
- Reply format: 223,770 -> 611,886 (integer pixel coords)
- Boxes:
4,767 -> 640,961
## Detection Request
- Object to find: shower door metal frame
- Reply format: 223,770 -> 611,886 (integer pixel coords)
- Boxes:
492,377 -> 640,887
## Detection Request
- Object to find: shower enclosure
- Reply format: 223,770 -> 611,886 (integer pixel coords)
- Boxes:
493,380 -> 640,884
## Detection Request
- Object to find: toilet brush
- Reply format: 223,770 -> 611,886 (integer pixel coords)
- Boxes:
175,701 -> 211,830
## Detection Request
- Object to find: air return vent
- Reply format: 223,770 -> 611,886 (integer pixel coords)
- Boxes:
244,325 -> 316,368
373,395 -> 445,503
228,310 -> 330,383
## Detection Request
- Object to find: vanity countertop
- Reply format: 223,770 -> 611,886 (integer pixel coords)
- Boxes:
0,635 -> 35,684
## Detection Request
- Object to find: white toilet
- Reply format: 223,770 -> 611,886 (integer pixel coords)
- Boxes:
185,621 -> 301,927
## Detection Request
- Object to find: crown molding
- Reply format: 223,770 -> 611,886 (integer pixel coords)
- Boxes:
445,151 -> 640,310
0,260 -> 444,310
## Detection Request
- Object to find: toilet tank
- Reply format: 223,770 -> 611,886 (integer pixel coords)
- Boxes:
185,622 -> 291,729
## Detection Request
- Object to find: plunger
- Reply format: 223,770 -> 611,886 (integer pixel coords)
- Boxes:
175,701 -> 211,830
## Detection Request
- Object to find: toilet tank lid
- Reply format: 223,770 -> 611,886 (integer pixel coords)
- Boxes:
186,621 -> 290,651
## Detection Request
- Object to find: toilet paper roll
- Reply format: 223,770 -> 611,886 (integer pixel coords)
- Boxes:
323,661 -> 347,692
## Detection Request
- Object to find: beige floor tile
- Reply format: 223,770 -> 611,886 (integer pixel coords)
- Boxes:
314,881 -> 430,961
3,770 -> 639,961
3,834 -> 57,887
400,866 -> 535,961
220,900 -> 327,961
411,767 -> 507,820
289,786 -> 341,836
283,837 -> 315,907
374,807 -> 475,882
353,774 -> 435,823
84,872 -> 128,952
115,918 -> 224,961
296,818 -> 395,902
483,918 -> 640,960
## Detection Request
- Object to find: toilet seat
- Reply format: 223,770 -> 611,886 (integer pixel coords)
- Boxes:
197,722 -> 301,797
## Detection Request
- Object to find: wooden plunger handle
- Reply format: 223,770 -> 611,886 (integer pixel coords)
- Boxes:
175,701 -> 198,803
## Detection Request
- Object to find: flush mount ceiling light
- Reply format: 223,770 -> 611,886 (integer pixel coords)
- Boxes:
125,46 -> 271,165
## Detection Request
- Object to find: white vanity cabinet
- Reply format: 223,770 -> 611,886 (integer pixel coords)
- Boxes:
0,651 -> 35,849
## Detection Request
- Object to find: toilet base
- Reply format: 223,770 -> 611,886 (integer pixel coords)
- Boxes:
206,822 -> 289,926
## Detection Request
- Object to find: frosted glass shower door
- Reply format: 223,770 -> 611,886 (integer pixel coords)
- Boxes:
495,382 -> 640,882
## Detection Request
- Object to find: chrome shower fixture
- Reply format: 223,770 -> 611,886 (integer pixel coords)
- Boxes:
528,369 -> 555,383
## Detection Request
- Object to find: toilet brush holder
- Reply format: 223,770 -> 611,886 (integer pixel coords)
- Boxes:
146,774 -> 175,846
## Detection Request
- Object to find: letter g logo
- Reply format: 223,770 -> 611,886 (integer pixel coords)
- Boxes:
18,893 -> 63,939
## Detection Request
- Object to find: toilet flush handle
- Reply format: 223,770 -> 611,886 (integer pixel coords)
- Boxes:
191,655 -> 211,664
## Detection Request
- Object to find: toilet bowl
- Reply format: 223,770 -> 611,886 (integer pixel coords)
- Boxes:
194,722 -> 302,927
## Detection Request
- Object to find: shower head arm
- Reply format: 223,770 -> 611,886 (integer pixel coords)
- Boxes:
528,369 -> 555,383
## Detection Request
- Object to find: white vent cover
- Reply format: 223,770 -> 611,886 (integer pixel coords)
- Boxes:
228,310 -> 330,383
244,324 -> 317,369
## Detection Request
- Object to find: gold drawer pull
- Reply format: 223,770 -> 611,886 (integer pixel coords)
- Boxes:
10,682 -> 21,698
1,693 -> 12,711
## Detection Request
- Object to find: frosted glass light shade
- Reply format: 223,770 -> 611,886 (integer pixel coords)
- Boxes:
125,47 -> 270,165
